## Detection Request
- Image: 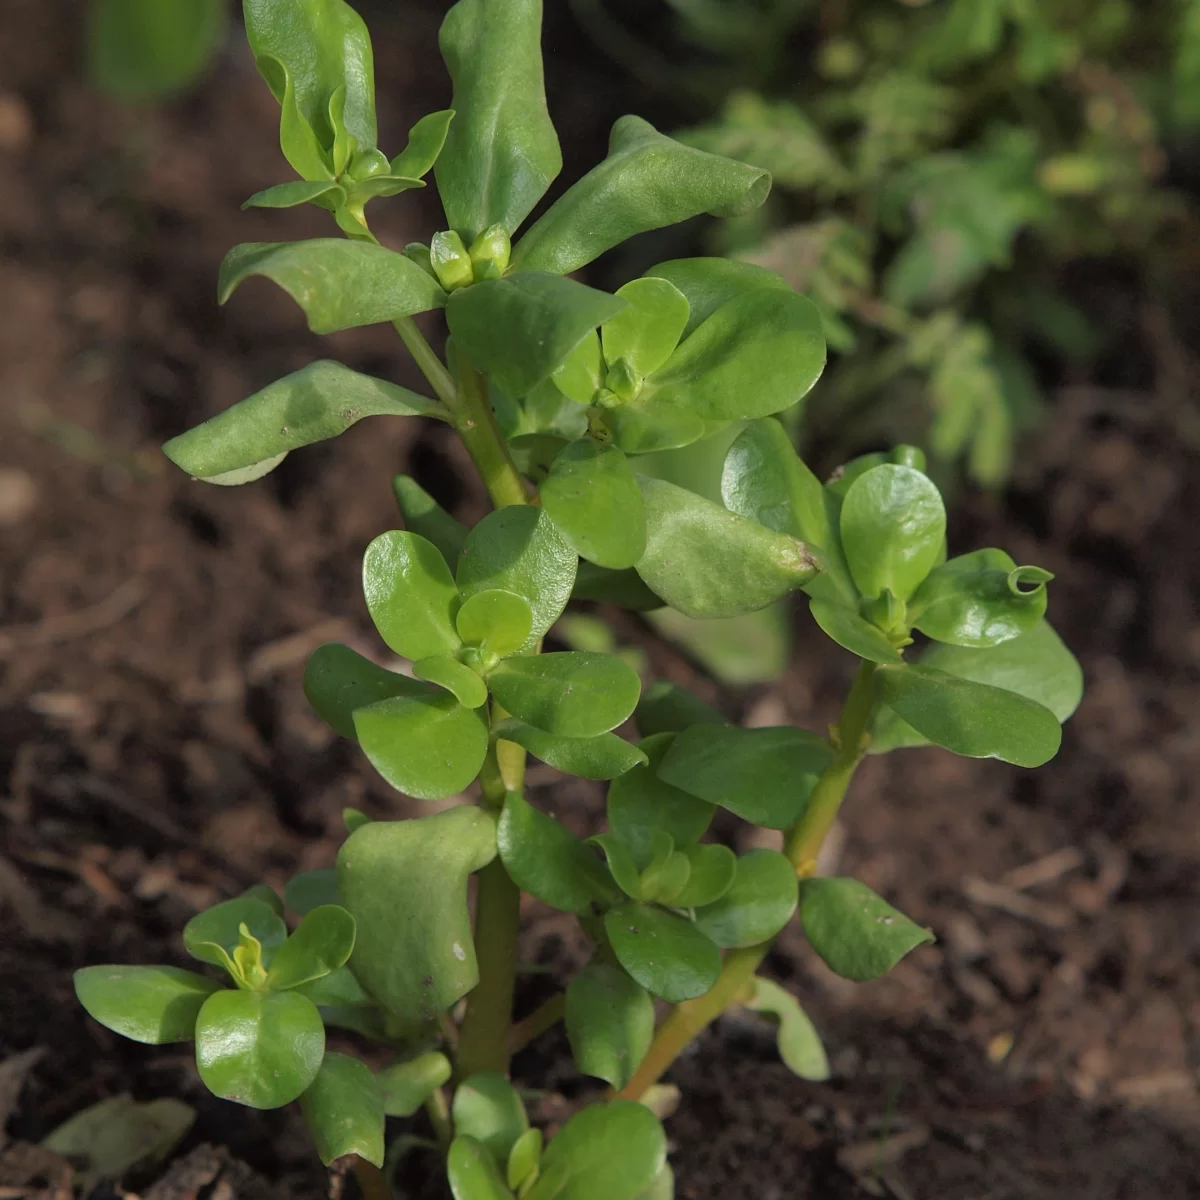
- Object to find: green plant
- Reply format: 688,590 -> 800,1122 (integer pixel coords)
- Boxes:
577,0 -> 1195,484
74,2 -> 1083,1196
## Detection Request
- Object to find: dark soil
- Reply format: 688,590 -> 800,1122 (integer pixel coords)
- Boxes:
2,4 -> 1199,1199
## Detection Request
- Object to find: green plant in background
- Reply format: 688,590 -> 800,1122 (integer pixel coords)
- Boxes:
577,0 -> 1195,484
74,2 -> 1083,1196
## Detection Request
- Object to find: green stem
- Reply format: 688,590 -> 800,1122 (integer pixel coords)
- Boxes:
616,660 -> 879,1100
508,991 -> 566,1054
351,1159 -> 392,1200
423,1086 -> 452,1152
393,316 -> 457,410
453,360 -> 529,508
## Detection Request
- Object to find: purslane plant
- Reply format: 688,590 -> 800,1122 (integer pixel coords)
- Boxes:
73,3 -> 1084,1197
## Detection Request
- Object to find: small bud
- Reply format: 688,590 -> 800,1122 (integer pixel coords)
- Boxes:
604,358 -> 641,403
468,223 -> 511,281
890,444 -> 926,472
348,148 -> 390,182
430,230 -> 475,292
863,589 -> 907,636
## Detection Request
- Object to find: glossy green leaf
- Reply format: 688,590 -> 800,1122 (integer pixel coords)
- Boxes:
565,964 -> 654,1088
644,258 -> 791,340
457,506 -> 577,651
240,885 -> 284,918
745,977 -> 829,1081
908,549 -> 1050,648
487,652 -> 641,738
602,278 -> 691,381
453,1074 -> 529,1166
572,563 -> 664,611
589,834 -> 647,900
296,965 -> 372,1008
494,719 -> 647,780
456,590 -> 534,660
604,902 -> 721,1002
392,475 -> 468,566
391,108 -> 456,179
300,1052 -> 385,1167
194,989 -> 324,1109
377,1051 -> 453,1117
447,273 -> 625,399
266,905 -> 356,991
672,843 -> 737,908
635,477 -> 819,618
448,1135 -> 514,1200
809,597 -> 904,664
304,643 -> 434,739
183,897 -> 286,973
497,790 -> 617,914
513,116 -> 769,276
362,531 -> 460,662
507,1128 -> 544,1192
528,1101 -> 667,1200
436,0 -> 561,241
640,291 -> 825,422
541,442 -> 646,570
337,807 -> 497,1024
607,733 -> 715,867
693,850 -> 798,948
839,465 -> 946,602
75,965 -> 221,1045
800,877 -> 934,982
658,725 -> 832,829
89,0 -> 225,100
721,419 -> 855,602
604,404 -> 709,457
414,654 -> 489,709
634,681 -> 725,737
284,868 -> 339,917
874,663 -> 1062,767
218,241 -> 445,334
162,361 -> 443,483
552,331 -> 604,405
242,180 -> 345,210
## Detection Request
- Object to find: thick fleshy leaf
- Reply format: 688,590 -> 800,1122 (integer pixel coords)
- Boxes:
839,465 -> 946,602
541,442 -> 646,570
528,1101 -> 667,1200
907,549 -> 1050,648
589,834 -> 647,901
75,965 -> 221,1045
377,1051 -> 453,1117
604,902 -> 721,1002
453,1074 -> 529,1166
607,733 -> 715,867
644,258 -> 791,340
604,403 -> 709,457
296,965 -> 373,1008
745,977 -> 829,1081
266,905 -> 356,991
721,419 -> 855,602
487,652 -> 641,738
572,563 -> 663,611
413,655 -> 489,709
809,597 -> 904,664
602,278 -> 691,381
693,850 -> 798,948
218,241 -> 445,334
673,843 -> 737,909
498,790 -> 617,913
457,506 -> 578,651
565,964 -> 654,1089
392,475 -> 469,565
800,877 -> 934,982
513,116 -> 769,276
194,989 -> 325,1109
162,361 -> 443,483
436,0 -> 561,241
507,1128 -> 544,1193
456,590 -> 535,659
337,807 -> 497,1024
874,664 -> 1062,767
303,643 -> 435,739
183,898 -> 286,974
552,331 -> 604,405
635,477 -> 818,618
447,273 -> 624,399
634,681 -> 724,737
244,0 -> 377,157
494,719 -> 647,780
391,109 -> 456,179
362,531 -> 460,661
284,868 -> 339,916
639,291 -> 825,421
658,726 -> 832,829
243,180 -> 345,210
448,1135 -> 513,1200
300,1053 -> 385,1167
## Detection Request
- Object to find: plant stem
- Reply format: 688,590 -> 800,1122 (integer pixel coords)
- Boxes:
453,361 -> 529,508
508,991 -> 566,1054
616,659 -> 879,1100
351,1159 -> 392,1200
424,1086 -> 453,1151
393,315 -> 457,410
